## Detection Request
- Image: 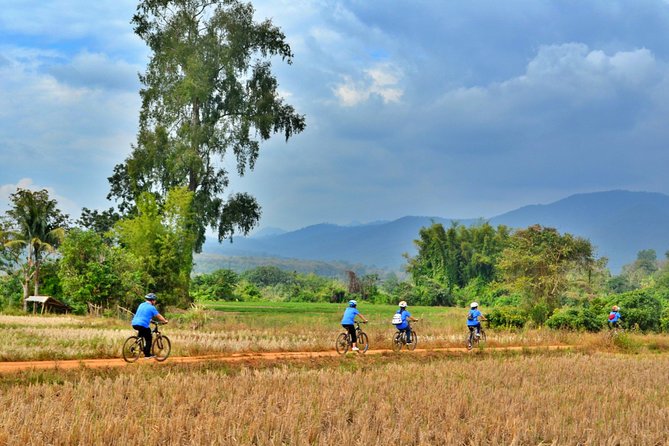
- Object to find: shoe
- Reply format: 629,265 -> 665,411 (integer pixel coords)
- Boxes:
143,355 -> 155,360
406,342 -> 412,345
475,333 -> 481,338
351,347 -> 360,351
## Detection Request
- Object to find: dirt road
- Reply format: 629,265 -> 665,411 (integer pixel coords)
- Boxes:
0,345 -> 574,374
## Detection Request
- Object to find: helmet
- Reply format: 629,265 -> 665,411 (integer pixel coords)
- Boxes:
145,293 -> 157,301
348,300 -> 357,307
612,305 -> 619,311
470,302 -> 478,308
398,301 -> 408,308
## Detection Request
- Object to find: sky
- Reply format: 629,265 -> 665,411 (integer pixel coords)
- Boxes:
2,0 -> 669,234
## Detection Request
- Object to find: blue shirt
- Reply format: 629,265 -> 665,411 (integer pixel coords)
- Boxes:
467,309 -> 482,326
396,309 -> 411,330
131,301 -> 159,328
609,311 -> 621,323
341,307 -> 359,325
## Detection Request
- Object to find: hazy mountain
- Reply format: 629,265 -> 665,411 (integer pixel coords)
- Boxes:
200,190 -> 669,274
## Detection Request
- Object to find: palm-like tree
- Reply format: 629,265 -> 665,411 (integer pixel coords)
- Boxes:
5,189 -> 67,310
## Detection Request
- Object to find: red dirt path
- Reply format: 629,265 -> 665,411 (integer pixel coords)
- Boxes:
0,345 -> 573,374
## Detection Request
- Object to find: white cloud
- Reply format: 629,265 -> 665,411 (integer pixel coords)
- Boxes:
333,63 -> 404,106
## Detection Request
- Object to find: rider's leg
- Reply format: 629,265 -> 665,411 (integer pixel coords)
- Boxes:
344,324 -> 357,348
405,326 -> 412,343
475,323 -> 481,337
133,325 -> 152,357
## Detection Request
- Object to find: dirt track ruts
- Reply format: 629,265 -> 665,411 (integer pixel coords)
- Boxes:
0,345 -> 574,374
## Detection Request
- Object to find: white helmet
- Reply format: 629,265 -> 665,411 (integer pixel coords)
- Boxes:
470,302 -> 478,308
398,301 -> 408,308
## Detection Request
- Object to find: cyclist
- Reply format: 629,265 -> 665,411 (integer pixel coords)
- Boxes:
467,302 -> 486,339
608,305 -> 621,329
341,300 -> 368,351
394,301 -> 419,344
131,293 -> 168,359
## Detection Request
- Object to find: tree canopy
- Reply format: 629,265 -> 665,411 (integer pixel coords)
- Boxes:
109,0 -> 306,251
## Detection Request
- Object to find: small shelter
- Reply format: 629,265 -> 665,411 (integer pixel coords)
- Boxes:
25,296 -> 71,314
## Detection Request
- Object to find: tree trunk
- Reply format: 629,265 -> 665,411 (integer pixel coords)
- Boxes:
21,279 -> 29,311
33,262 -> 40,296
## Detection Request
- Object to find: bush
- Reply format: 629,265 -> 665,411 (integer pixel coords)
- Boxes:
546,306 -> 602,332
486,306 -> 527,329
606,289 -> 661,332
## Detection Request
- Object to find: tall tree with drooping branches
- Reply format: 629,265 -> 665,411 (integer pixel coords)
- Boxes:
109,0 -> 306,253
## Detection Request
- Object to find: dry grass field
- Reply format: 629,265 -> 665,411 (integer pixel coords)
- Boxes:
0,304 -> 669,444
0,352 -> 667,445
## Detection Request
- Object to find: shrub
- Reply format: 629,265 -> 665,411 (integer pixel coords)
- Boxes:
486,306 -> 527,329
606,289 -> 661,332
546,306 -> 602,332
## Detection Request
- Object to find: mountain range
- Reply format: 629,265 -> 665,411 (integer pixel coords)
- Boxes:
199,190 -> 669,274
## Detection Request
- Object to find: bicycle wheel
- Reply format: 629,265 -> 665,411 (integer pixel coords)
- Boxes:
467,331 -> 475,350
152,335 -> 171,361
357,332 -> 369,353
335,333 -> 349,355
122,336 -> 142,363
392,332 -> 403,352
407,331 -> 418,351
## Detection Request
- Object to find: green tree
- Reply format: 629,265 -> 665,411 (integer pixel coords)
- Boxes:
59,228 -> 144,312
114,187 -> 196,306
499,225 -> 594,324
109,0 -> 306,252
406,222 -> 510,302
4,189 -> 67,309
191,268 -> 239,301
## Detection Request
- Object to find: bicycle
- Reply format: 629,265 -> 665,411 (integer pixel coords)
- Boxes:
335,321 -> 369,355
467,325 -> 486,350
392,323 -> 417,352
122,321 -> 171,363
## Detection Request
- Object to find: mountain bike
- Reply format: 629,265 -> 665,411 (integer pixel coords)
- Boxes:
467,325 -> 486,350
335,321 -> 369,355
122,321 -> 171,363
392,323 -> 417,352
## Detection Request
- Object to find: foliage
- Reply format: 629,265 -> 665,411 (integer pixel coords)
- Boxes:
77,207 -> 121,236
191,269 -> 239,301
114,188 -> 196,306
0,274 -> 21,309
109,0 -> 306,251
545,306 -> 601,332
486,306 -> 528,329
406,222 -> 510,291
499,225 -> 594,324
605,289 -> 662,332
242,266 -> 295,287
58,228 -> 144,312
3,189 -> 68,308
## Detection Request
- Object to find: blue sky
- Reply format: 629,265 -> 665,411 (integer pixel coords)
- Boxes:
2,0 -> 669,233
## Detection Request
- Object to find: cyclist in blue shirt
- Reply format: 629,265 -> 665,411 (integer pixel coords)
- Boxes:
341,300 -> 368,351
394,301 -> 419,344
467,302 -> 486,338
608,305 -> 621,329
131,293 -> 168,358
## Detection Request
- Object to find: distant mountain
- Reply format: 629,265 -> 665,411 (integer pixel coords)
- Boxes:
199,190 -> 669,274
490,190 -> 669,272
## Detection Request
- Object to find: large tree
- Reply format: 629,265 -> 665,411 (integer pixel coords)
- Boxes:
109,0 -> 305,251
499,225 -> 594,323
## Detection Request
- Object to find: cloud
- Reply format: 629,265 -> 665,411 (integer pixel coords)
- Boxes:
333,62 -> 403,106
48,51 -> 140,91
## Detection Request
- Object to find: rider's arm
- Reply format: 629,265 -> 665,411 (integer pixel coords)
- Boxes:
156,313 -> 168,323
357,313 -> 368,323
409,315 -> 419,322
